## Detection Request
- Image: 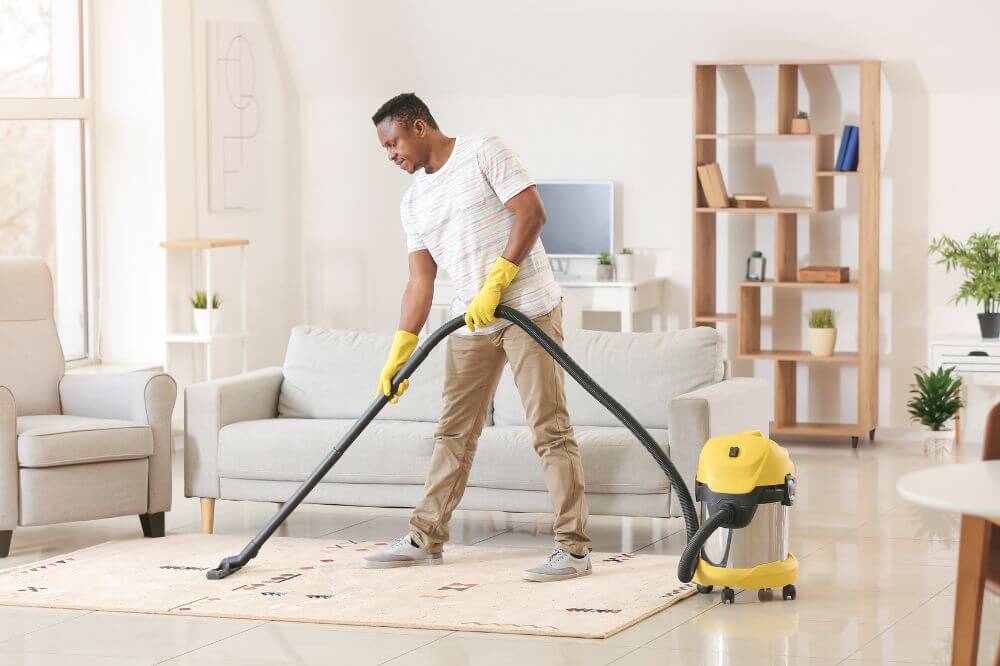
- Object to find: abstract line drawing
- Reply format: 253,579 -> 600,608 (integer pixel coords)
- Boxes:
208,21 -> 264,211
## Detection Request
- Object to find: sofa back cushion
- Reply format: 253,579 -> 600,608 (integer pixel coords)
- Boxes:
0,257 -> 65,416
278,326 -> 446,422
492,326 -> 725,429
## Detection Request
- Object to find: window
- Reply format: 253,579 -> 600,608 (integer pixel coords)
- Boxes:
0,0 -> 91,361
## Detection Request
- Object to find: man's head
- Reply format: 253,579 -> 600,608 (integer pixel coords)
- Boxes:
372,93 -> 440,174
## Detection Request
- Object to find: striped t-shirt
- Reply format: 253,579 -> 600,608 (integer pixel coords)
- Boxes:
400,134 -> 562,336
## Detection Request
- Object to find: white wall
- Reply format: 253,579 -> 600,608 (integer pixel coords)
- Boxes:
266,0 -> 999,439
94,0 -> 167,366
161,0 -> 302,417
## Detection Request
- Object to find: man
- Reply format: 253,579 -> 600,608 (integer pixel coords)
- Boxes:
362,93 -> 591,582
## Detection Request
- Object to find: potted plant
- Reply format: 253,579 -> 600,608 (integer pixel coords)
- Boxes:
907,366 -> 964,458
929,231 -> 1000,338
791,110 -> 810,135
190,290 -> 222,336
616,247 -> 634,282
597,251 -> 614,281
807,308 -> 836,356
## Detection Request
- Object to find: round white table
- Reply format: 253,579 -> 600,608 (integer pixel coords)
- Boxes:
897,460 -> 1000,666
897,460 -> 1000,522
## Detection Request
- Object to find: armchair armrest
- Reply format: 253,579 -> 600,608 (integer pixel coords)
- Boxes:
0,386 -> 16,530
59,372 -> 178,514
184,367 -> 284,499
667,377 -> 770,515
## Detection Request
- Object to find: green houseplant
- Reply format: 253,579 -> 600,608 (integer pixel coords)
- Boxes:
190,290 -> 222,336
807,308 -> 836,356
616,247 -> 634,282
791,110 -> 810,134
929,231 -> 1000,338
596,251 -> 613,281
907,366 -> 964,456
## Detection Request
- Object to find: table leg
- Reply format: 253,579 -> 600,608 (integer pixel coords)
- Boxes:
952,514 -> 991,666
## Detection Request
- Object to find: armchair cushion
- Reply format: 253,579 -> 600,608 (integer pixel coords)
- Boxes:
16,415 -> 153,468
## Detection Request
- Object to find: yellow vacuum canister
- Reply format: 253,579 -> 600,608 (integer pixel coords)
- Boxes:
677,430 -> 798,605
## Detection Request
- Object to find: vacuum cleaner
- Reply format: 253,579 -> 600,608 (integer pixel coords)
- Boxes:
206,305 -> 798,605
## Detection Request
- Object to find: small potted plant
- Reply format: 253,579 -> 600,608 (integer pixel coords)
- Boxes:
791,110 -> 810,135
929,231 -> 1000,338
616,247 -> 634,282
191,290 -> 222,336
807,308 -> 836,356
597,251 -> 614,281
907,366 -> 964,458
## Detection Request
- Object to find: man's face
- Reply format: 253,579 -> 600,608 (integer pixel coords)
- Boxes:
376,118 -> 427,174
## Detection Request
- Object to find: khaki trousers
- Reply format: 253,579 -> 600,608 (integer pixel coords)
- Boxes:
409,300 -> 591,556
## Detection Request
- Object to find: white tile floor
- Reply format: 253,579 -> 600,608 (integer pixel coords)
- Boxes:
0,434 -> 998,665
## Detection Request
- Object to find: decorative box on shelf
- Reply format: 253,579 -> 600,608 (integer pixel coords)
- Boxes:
798,266 -> 850,283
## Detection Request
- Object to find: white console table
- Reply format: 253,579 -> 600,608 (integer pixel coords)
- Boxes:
427,277 -> 668,334
929,336 -> 1000,442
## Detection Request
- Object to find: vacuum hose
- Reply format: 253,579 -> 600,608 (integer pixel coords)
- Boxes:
677,501 -> 737,583
207,305 -> 701,580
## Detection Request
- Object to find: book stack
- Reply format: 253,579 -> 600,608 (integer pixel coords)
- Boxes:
696,163 -> 730,208
835,125 -> 859,171
799,266 -> 850,283
732,193 -> 769,209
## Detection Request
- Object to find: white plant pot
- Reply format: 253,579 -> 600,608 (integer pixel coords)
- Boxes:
596,264 -> 614,281
193,308 -> 219,336
807,328 -> 837,356
924,428 -> 956,461
615,255 -> 633,282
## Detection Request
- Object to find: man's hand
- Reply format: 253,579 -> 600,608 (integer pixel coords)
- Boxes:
465,256 -> 519,331
377,330 -> 419,403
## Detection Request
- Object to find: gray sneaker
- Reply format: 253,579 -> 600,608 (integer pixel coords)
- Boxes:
524,549 -> 593,582
361,533 -> 443,569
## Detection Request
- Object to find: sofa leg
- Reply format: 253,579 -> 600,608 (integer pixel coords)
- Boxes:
201,498 -> 216,534
139,512 -> 165,538
0,530 -> 11,558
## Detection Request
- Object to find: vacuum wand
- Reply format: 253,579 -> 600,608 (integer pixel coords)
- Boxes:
206,305 -> 700,580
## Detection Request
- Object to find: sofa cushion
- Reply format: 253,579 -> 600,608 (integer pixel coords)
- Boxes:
216,418 -> 670,494
493,326 -> 725,429
278,326 -> 446,423
16,414 -> 154,468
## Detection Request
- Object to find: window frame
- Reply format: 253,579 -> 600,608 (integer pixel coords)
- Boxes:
0,0 -> 97,366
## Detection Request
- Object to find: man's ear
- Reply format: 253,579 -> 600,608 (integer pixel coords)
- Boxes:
413,118 -> 427,137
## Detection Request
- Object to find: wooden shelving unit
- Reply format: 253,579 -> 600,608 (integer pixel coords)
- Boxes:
692,60 -> 880,447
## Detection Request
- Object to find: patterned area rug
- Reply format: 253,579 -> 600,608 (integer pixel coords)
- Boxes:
0,534 -> 696,639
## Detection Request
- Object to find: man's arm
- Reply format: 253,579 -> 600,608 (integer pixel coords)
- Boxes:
399,249 -> 437,334
500,185 -> 547,266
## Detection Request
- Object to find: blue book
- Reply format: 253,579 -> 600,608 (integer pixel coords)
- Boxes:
843,125 -> 859,171
834,125 -> 852,171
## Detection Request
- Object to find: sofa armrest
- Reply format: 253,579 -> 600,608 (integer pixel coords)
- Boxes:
59,372 -> 178,514
184,367 -> 284,499
667,377 -> 770,514
0,386 -> 16,530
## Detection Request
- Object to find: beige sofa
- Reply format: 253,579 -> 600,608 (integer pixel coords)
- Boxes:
0,258 -> 176,558
185,323 -> 768,531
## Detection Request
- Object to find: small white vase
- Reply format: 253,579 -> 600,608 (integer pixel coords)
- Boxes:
596,264 -> 614,281
924,428 -> 955,461
615,254 -> 634,282
193,307 -> 219,336
807,327 -> 837,356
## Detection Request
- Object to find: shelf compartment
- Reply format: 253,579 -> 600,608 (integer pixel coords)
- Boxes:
769,421 -> 865,437
740,350 -> 857,364
696,206 -> 815,214
694,313 -> 736,324
740,280 -> 857,289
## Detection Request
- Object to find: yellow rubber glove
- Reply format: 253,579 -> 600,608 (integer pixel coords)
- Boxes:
376,330 -> 419,404
465,256 -> 520,331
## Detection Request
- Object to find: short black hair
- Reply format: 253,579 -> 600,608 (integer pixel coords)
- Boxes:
371,93 -> 439,130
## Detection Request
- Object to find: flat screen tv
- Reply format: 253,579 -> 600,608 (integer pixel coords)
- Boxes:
535,181 -> 614,257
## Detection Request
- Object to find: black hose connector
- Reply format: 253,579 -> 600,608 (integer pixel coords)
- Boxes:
677,502 -> 738,583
